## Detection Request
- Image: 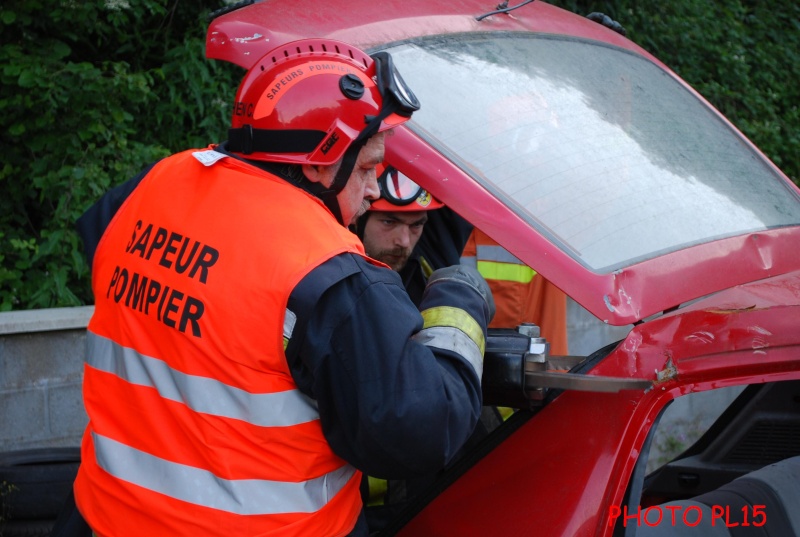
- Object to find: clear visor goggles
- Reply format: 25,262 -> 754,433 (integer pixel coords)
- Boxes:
378,166 -> 424,205
371,51 -> 421,119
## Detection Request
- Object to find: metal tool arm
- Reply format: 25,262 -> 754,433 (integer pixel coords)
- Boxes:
482,324 -> 651,409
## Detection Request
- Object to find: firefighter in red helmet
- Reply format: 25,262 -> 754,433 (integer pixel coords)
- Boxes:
361,164 -> 444,270
356,164 -> 473,307
74,38 -> 494,537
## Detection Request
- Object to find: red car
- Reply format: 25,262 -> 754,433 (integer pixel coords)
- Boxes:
208,2 -> 800,536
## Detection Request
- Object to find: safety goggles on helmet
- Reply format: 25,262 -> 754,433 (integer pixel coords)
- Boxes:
371,51 -> 421,119
378,166 -> 424,206
324,53 -> 420,207
371,166 -> 444,212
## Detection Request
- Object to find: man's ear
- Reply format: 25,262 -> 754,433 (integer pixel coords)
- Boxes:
302,164 -> 328,186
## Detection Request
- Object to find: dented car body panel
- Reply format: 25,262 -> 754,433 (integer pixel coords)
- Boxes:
406,272 -> 800,536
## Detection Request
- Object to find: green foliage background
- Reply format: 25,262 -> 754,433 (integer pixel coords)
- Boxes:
1,0 -> 798,310
0,0 -> 242,310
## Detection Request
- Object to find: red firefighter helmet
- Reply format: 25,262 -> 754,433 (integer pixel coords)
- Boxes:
370,165 -> 444,212
227,38 -> 420,166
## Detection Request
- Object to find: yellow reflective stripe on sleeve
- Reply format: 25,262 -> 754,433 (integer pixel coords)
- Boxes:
419,255 -> 434,279
413,326 -> 484,380
420,306 -> 485,355
498,406 -> 516,420
476,260 -> 536,284
367,476 -> 388,507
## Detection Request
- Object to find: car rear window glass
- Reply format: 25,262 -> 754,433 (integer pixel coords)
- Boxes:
385,34 -> 800,272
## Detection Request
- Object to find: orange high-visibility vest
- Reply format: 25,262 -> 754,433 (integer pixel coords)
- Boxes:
461,229 -> 568,355
75,148 -> 366,536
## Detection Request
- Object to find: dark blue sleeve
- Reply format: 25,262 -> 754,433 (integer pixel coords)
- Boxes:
75,161 -> 159,267
286,254 -> 485,479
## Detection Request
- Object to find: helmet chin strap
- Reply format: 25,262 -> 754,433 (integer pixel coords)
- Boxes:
325,99 -> 399,224
322,138 -> 368,225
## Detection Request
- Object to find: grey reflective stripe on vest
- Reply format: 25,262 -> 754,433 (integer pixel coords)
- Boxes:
460,255 -> 477,268
412,326 -> 483,380
284,308 -> 297,339
87,332 -> 319,427
283,308 -> 297,350
92,432 -> 356,515
475,245 -> 523,264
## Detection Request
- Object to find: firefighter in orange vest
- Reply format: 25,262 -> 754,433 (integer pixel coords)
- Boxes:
462,228 -> 568,355
74,39 -> 494,537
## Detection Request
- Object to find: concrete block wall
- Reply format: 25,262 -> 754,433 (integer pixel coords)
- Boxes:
0,307 -> 93,452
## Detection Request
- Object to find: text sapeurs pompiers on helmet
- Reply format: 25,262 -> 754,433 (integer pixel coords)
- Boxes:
226,38 -> 421,225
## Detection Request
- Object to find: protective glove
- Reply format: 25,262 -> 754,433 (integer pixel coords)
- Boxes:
426,265 -> 496,323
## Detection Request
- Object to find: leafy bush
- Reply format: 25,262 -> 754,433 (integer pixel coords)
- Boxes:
0,0 -> 241,310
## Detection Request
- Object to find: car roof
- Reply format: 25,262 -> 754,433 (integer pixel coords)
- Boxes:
207,0 -> 800,325
206,0 -> 648,70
